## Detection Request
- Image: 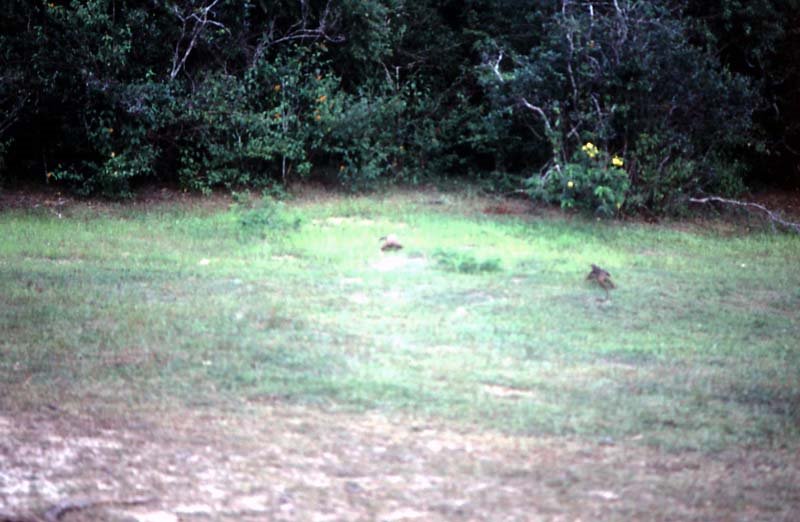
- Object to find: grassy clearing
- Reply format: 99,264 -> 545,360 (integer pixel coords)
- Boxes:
1,190 -> 799,452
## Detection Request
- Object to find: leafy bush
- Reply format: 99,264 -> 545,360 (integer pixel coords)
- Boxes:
325,89 -> 404,190
51,145 -> 157,198
175,48 -> 334,193
530,143 -> 628,216
235,196 -> 302,242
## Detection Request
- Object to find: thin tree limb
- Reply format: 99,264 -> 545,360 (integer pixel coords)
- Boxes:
519,97 -> 554,136
490,50 -> 504,82
261,0 -> 344,49
43,496 -> 156,522
170,0 -> 223,80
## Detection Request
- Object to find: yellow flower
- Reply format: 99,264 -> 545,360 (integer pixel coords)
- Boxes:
108,127 -> 114,134
616,202 -> 622,209
274,84 -> 281,92
317,95 -> 327,103
339,164 -> 345,172
581,142 -> 599,158
567,180 -> 574,188
612,155 -> 624,167
315,114 -> 321,121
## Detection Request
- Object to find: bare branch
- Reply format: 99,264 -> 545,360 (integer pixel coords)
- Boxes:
42,496 -> 156,522
518,97 -> 554,136
380,61 -> 401,91
612,0 -> 629,48
491,51 -> 504,83
566,124 -> 581,140
590,93 -> 604,124
170,0 -> 224,80
267,30 -> 345,47
0,91 -> 28,136
689,196 -> 800,234
260,0 -> 345,50
559,1 -> 581,109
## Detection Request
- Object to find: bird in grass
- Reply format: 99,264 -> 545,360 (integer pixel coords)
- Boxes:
380,234 -> 403,251
587,264 -> 615,299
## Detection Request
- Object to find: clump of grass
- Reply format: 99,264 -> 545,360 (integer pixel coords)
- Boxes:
235,196 -> 302,241
433,249 -> 502,274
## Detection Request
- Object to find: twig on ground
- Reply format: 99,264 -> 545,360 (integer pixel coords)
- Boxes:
688,195 -> 800,234
502,189 -> 529,197
42,496 -> 156,522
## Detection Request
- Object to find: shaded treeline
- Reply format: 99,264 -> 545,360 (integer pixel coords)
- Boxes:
1,1 -> 797,212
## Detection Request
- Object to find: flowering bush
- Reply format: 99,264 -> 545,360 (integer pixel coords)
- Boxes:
529,143 -> 628,217
481,1 -> 759,214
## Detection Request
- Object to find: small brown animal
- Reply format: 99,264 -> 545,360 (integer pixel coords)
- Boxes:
587,264 -> 615,299
380,234 -> 403,251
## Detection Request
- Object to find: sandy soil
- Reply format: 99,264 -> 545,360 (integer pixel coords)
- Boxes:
1,403 -> 798,522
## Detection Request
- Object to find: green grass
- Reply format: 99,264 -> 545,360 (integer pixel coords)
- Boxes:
2,191 -> 799,452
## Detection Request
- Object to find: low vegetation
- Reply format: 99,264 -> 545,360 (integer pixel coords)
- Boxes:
2,190 -> 798,454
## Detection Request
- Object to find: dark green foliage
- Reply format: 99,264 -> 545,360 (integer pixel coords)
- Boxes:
529,146 -> 629,217
176,47 -> 336,192
686,0 -> 800,187
0,0 -> 797,210
477,1 -> 759,213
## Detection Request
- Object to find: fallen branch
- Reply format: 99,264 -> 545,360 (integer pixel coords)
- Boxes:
502,189 -> 529,197
688,195 -> 800,234
43,496 -> 156,522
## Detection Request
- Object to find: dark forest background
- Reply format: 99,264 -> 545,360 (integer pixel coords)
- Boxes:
1,1 -> 798,213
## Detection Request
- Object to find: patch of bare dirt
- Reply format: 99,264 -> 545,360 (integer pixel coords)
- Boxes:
1,404 -> 798,521
482,200 -> 534,216
0,185 -> 233,215
0,188 -> 74,215
749,188 -> 800,220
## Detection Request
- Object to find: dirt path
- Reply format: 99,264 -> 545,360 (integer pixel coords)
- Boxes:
1,403 -> 798,521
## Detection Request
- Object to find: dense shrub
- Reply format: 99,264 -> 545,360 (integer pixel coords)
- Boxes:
530,143 -> 628,217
